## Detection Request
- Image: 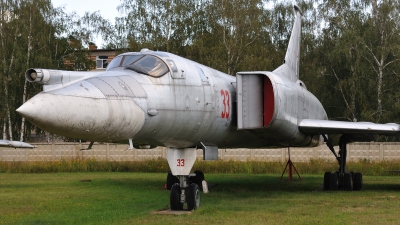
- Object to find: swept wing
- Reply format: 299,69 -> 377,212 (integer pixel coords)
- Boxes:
299,119 -> 400,144
299,119 -> 399,135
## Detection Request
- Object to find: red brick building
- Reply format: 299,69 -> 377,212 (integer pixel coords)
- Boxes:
88,44 -> 117,71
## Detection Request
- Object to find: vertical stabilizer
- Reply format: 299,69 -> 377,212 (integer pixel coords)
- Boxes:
273,5 -> 303,82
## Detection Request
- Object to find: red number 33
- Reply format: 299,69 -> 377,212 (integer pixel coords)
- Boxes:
177,159 -> 185,167
221,89 -> 230,118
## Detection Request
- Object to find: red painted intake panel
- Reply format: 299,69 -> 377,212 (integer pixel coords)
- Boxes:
263,76 -> 274,127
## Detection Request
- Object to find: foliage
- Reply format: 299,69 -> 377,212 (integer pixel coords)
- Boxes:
312,0 -> 400,123
0,0 -> 95,142
1,0 -> 400,141
0,158 -> 170,173
2,158 -> 400,176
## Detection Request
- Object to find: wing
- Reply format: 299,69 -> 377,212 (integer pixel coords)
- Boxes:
299,119 -> 400,145
299,119 -> 399,134
0,140 -> 35,148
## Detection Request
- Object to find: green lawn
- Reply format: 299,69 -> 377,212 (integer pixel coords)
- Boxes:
1,173 -> 400,224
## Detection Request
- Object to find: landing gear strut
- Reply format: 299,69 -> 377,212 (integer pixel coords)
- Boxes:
323,135 -> 363,191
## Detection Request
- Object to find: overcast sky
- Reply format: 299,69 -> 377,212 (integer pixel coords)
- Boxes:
51,0 -> 121,46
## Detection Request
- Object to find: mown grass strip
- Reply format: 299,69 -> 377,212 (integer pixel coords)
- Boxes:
0,173 -> 400,224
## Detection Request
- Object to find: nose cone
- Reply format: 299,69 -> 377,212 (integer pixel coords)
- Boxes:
17,92 -> 145,142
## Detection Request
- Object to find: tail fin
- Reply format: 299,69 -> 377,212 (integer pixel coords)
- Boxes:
273,5 -> 303,82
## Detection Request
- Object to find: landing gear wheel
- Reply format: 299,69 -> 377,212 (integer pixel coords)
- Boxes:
187,183 -> 200,211
329,172 -> 338,190
323,172 -> 331,190
343,172 -> 352,191
353,172 -> 363,191
170,183 -> 183,210
166,172 -> 179,190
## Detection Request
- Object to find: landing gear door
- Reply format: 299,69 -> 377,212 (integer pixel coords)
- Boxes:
167,148 -> 197,176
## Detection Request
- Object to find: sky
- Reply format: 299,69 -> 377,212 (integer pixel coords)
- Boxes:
51,0 -> 121,47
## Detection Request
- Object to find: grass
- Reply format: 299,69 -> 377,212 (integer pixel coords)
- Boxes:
2,158 -> 400,175
1,172 -> 400,224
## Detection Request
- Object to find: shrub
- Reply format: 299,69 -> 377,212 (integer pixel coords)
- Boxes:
1,158 -> 400,175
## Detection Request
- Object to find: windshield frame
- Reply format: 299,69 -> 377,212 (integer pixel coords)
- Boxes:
107,54 -> 170,78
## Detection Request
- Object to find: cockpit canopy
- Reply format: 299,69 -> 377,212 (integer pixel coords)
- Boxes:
106,54 -> 169,77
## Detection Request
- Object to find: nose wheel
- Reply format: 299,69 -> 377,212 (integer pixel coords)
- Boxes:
170,183 -> 183,210
168,173 -> 203,211
187,183 -> 201,210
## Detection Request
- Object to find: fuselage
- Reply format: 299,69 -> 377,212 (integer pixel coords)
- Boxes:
18,49 -> 328,149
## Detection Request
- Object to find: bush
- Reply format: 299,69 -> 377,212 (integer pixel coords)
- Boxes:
1,158 -> 400,175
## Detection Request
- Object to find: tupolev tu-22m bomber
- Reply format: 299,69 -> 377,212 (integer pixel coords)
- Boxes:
17,5 -> 400,210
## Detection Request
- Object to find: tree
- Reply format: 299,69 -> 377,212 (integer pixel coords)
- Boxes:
314,0 -> 400,123
313,1 -> 368,122
0,0 -> 97,141
116,0 -> 275,75
360,1 -> 400,122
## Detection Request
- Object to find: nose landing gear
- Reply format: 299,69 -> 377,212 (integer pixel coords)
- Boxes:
166,148 -> 207,211
168,173 -> 204,210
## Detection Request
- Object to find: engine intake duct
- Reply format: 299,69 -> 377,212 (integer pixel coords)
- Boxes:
26,68 -> 50,84
236,72 -> 276,129
25,68 -> 100,91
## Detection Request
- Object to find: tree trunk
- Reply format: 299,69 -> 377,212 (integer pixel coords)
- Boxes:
2,56 -> 13,141
6,106 -> 12,140
20,4 -> 33,142
376,66 -> 383,121
2,121 -> 6,140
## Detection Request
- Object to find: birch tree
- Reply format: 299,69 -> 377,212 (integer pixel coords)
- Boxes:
360,1 -> 400,122
0,0 -> 97,141
0,0 -> 22,140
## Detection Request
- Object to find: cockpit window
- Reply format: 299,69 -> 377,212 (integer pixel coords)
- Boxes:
107,55 -> 142,70
126,55 -> 169,77
107,54 -> 169,78
121,55 -> 142,67
106,56 -> 123,70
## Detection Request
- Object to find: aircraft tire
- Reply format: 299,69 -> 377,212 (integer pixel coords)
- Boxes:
353,173 -> 363,191
170,183 -> 183,210
329,172 -> 338,190
343,173 -> 352,191
187,183 -> 200,211
166,172 -> 178,190
323,172 -> 331,190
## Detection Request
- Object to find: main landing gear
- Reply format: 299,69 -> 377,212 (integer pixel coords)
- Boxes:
166,148 -> 207,211
323,135 -> 363,191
